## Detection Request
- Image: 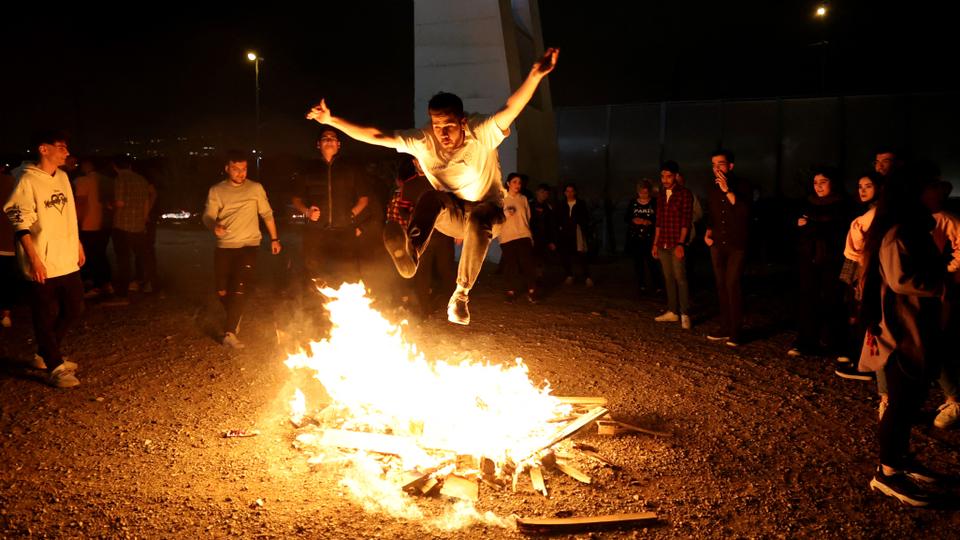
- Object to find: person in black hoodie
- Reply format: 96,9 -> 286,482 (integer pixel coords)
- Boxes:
557,183 -> 592,286
788,167 -> 852,357
530,183 -> 558,280
625,179 -> 659,295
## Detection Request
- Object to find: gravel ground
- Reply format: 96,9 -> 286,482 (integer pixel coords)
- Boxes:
1,228 -> 959,539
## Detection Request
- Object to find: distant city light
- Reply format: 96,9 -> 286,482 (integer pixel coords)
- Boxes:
161,211 -> 193,220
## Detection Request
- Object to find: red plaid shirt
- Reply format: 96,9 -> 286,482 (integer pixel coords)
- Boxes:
655,185 -> 693,248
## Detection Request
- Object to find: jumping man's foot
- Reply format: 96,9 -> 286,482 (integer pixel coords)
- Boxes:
447,291 -> 470,325
383,221 -> 419,278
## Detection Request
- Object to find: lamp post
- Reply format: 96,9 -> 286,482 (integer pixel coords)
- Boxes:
814,4 -> 829,91
246,51 -> 262,177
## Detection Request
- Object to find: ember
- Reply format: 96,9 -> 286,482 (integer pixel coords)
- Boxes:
282,283 -> 643,530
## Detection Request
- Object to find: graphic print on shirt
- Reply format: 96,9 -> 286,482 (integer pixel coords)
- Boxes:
44,191 -> 68,214
4,204 -> 23,226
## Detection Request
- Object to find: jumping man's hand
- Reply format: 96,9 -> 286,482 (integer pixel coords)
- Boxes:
306,99 -> 332,124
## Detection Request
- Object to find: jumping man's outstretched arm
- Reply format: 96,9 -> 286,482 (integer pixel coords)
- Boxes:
493,48 -> 559,132
306,99 -> 400,149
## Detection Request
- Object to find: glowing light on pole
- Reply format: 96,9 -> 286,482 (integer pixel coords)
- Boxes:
246,51 -> 262,177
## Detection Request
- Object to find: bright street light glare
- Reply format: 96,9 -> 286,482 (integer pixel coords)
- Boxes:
816,6 -> 827,17
247,52 -> 258,61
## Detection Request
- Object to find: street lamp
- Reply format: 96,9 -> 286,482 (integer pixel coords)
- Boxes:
813,4 -> 829,91
815,5 -> 827,18
246,51 -> 262,177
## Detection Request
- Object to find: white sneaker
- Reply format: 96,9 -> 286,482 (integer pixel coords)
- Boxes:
681,315 -> 691,330
47,363 -> 80,388
585,277 -> 594,287
879,399 -> 888,421
933,401 -> 960,429
564,276 -> 574,286
31,354 -> 78,371
1,314 -> 10,328
222,332 -> 245,349
654,311 -> 679,322
128,281 -> 140,292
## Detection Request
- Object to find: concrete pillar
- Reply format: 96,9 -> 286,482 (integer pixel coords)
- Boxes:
413,0 -> 558,184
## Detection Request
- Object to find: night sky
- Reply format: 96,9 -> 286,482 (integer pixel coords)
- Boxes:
2,1 -> 953,158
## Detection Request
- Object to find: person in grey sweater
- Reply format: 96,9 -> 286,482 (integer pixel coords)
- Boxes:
202,151 -> 281,349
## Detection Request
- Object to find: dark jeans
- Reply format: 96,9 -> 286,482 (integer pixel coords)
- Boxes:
629,236 -> 659,291
80,229 -> 112,288
302,226 -> 358,286
407,190 -> 504,292
214,246 -> 259,335
795,260 -> 845,353
500,237 -> 537,293
113,229 -> 154,294
878,352 -> 930,469
559,246 -> 590,279
1,255 -> 22,310
658,247 -> 689,315
29,271 -> 84,369
710,246 -> 746,340
412,232 -> 456,315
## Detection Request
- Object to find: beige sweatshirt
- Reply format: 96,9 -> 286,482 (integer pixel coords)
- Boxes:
202,179 -> 274,248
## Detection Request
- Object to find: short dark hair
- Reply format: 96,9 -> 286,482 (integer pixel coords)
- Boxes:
637,179 -> 653,192
711,148 -> 735,163
563,182 -> 577,193
874,146 -> 898,157
397,154 -> 419,180
660,160 -> 680,174
427,92 -> 465,118
536,183 -> 552,192
113,155 -> 133,169
30,130 -> 69,153
317,126 -> 341,142
225,150 -> 249,165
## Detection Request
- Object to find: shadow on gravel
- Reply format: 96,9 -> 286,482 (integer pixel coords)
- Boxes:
0,357 -> 47,385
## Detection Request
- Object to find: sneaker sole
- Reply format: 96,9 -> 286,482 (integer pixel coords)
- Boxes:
383,221 -> 418,279
706,336 -> 730,342
869,477 -> 930,507
835,369 -> 873,381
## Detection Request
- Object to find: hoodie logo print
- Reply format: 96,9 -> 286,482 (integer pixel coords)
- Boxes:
45,192 -> 68,214
4,204 -> 23,226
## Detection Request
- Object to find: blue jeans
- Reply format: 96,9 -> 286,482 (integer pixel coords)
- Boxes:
658,247 -> 689,315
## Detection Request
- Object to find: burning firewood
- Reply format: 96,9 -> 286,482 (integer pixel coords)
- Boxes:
439,474 -> 479,501
529,466 -> 547,497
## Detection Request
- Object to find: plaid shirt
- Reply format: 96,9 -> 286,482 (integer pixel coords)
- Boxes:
113,170 -> 151,233
385,190 -> 415,228
655,184 -> 693,248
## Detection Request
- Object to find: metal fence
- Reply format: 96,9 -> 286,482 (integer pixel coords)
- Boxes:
555,92 -> 960,253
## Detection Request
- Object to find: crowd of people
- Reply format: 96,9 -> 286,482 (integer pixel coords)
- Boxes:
3,46 -> 958,508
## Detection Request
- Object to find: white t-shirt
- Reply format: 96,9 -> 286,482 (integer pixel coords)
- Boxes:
3,163 -> 80,280
500,192 -> 532,244
395,114 -> 508,203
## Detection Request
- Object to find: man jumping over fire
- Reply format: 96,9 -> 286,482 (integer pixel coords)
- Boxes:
306,48 -> 559,325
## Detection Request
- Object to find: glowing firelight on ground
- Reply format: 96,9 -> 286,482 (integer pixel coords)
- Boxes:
283,283 -> 574,529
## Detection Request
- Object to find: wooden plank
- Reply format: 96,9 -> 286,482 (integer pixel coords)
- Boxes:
516,512 -> 659,534
554,460 -> 591,484
596,420 -> 628,436
556,396 -> 609,406
529,466 -> 547,497
529,407 -> 609,458
578,449 -> 619,469
318,429 -> 428,456
439,475 -> 478,501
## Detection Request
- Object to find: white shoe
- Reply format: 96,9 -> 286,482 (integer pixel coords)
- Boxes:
31,354 -> 78,371
585,277 -> 594,287
879,399 -> 889,421
933,401 -> 960,429
654,311 -> 679,322
47,363 -> 80,388
128,281 -> 140,292
681,315 -> 691,330
0,315 -> 10,328
222,332 -> 245,349
564,276 -> 574,286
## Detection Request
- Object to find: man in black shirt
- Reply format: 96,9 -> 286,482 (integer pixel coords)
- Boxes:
704,149 -> 752,347
292,128 -> 371,286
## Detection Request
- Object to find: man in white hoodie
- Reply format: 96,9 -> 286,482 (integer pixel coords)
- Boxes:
3,131 -> 84,388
